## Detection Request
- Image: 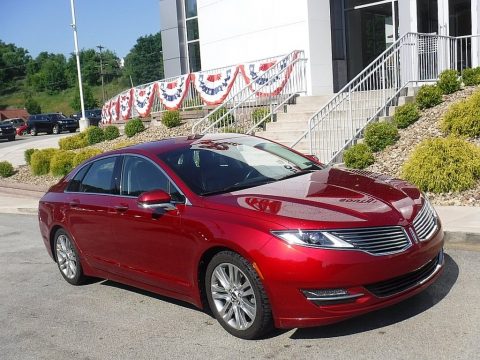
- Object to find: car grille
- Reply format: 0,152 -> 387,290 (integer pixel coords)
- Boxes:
329,226 -> 411,255
364,252 -> 441,297
413,201 -> 438,241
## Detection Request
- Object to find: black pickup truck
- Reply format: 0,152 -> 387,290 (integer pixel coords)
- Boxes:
0,122 -> 16,141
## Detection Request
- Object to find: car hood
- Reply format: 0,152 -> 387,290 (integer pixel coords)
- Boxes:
203,168 -> 423,229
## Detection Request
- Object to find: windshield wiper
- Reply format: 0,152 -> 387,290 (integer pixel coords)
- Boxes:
278,169 -> 316,181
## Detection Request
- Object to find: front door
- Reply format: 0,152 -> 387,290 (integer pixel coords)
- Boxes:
109,155 -> 196,295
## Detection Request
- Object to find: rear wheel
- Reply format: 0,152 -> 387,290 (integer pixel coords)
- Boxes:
52,124 -> 60,134
54,229 -> 86,285
30,127 -> 37,136
69,128 -> 77,133
205,251 -> 273,339
7,135 -> 15,141
21,130 -> 28,136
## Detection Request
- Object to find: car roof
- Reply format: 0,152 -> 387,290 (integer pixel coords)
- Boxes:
115,133 -> 250,155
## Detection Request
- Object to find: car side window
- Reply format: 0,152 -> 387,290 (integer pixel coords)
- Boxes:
67,164 -> 91,192
79,157 -> 117,194
121,156 -> 184,202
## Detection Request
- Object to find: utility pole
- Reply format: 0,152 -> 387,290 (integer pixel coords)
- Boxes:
69,0 -> 89,130
96,44 -> 106,104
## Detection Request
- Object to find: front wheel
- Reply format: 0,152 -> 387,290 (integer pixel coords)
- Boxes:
54,229 -> 86,285
52,124 -> 60,134
205,251 -> 273,339
30,127 -> 37,136
7,136 -> 15,141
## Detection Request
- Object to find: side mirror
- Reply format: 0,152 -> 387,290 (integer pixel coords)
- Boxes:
137,190 -> 176,211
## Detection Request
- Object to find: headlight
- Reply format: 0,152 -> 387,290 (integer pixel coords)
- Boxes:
271,230 -> 354,249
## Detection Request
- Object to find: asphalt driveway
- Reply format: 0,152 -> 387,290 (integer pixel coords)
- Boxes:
1,213 -> 479,360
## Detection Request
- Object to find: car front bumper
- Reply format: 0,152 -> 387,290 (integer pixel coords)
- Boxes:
256,224 -> 444,329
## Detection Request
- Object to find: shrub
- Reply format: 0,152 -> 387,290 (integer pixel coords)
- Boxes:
0,161 -> 14,178
393,103 -> 420,129
59,132 -> 88,150
416,85 -> 443,109
85,126 -> 105,145
462,67 -> 480,86
24,148 -> 38,165
125,118 -> 145,137
437,69 -> 461,94
364,122 -> 399,152
72,148 -> 103,167
251,107 -> 272,129
402,137 -> 480,193
30,148 -> 58,176
208,107 -> 234,127
111,140 -> 135,150
103,125 -> 120,140
50,151 -> 75,177
162,110 -> 181,128
343,144 -> 375,169
441,90 -> 480,137
221,126 -> 244,133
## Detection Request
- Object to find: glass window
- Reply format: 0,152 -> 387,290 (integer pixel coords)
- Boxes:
79,157 -> 117,194
187,18 -> 199,41
159,137 -> 322,196
185,0 -> 197,18
67,164 -> 91,192
121,156 -> 184,202
188,42 -> 202,72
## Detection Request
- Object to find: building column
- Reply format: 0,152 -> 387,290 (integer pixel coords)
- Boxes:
398,0 -> 417,35
472,0 -> 480,66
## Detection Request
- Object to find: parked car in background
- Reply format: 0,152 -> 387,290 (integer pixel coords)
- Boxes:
2,118 -> 25,128
27,113 -> 78,136
0,122 -> 16,141
38,134 -> 444,339
71,109 -> 102,127
16,123 -> 29,136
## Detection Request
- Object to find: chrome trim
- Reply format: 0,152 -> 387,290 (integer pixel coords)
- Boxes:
139,202 -> 177,211
305,293 -> 364,302
413,200 -> 438,241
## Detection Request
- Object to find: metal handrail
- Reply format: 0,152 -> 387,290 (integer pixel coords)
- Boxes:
192,50 -> 307,134
290,32 -> 479,164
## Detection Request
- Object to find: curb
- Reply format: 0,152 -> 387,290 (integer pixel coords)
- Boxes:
0,181 -> 47,197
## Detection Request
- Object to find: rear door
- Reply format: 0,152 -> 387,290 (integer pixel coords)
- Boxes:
65,155 -> 122,273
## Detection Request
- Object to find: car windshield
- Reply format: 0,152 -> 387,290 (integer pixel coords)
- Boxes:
159,136 -> 323,195
51,114 -> 67,120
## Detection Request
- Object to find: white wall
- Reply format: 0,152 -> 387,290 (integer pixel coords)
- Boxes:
197,0 -> 333,95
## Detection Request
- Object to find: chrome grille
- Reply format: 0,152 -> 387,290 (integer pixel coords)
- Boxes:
413,201 -> 438,241
329,227 -> 411,255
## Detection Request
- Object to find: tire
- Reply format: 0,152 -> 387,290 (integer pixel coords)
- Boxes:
69,129 -> 77,133
205,251 -> 273,339
53,228 -> 86,285
30,127 -> 37,136
7,136 -> 15,141
21,130 -> 28,136
52,124 -> 60,135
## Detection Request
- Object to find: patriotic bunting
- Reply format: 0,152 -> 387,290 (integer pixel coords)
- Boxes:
192,66 -> 239,105
157,74 -> 191,110
101,102 -> 111,124
134,83 -> 157,117
119,89 -> 133,120
109,96 -> 120,122
240,52 -> 298,96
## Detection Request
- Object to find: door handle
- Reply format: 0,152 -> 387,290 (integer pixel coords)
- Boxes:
114,205 -> 129,213
69,200 -> 80,207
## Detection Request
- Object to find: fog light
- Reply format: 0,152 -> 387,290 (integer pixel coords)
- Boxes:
302,289 -> 364,306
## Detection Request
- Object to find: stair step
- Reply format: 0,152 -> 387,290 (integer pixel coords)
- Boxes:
397,96 -> 415,106
295,95 -> 333,106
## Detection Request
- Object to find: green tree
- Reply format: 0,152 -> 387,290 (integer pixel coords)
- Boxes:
24,94 -> 41,114
0,40 -> 31,94
26,52 -> 68,93
70,84 -> 99,111
123,32 -> 163,85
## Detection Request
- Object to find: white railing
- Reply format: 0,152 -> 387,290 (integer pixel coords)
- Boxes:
291,33 -> 480,164
192,50 -> 307,134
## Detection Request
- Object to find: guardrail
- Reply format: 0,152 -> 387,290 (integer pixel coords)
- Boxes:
290,33 -> 480,164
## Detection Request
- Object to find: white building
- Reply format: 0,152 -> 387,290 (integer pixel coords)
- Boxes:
160,0 -> 480,95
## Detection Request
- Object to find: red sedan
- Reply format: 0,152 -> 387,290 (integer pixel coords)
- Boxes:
38,134 -> 444,339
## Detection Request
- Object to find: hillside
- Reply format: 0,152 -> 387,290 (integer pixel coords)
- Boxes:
0,79 -> 127,115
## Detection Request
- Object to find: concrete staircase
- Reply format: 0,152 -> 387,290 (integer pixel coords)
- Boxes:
255,95 -> 332,154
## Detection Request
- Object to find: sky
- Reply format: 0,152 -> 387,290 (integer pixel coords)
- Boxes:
0,0 -> 161,59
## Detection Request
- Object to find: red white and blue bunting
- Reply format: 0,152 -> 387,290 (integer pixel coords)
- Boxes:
101,101 -> 111,124
157,74 -> 191,110
240,52 -> 298,96
119,89 -> 133,120
109,96 -> 120,122
134,83 -> 157,118
192,66 -> 239,105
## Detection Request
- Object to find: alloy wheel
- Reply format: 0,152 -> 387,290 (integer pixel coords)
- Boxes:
55,234 -> 78,279
210,263 -> 256,331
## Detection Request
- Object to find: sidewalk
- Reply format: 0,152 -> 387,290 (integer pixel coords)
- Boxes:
0,182 -> 479,246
